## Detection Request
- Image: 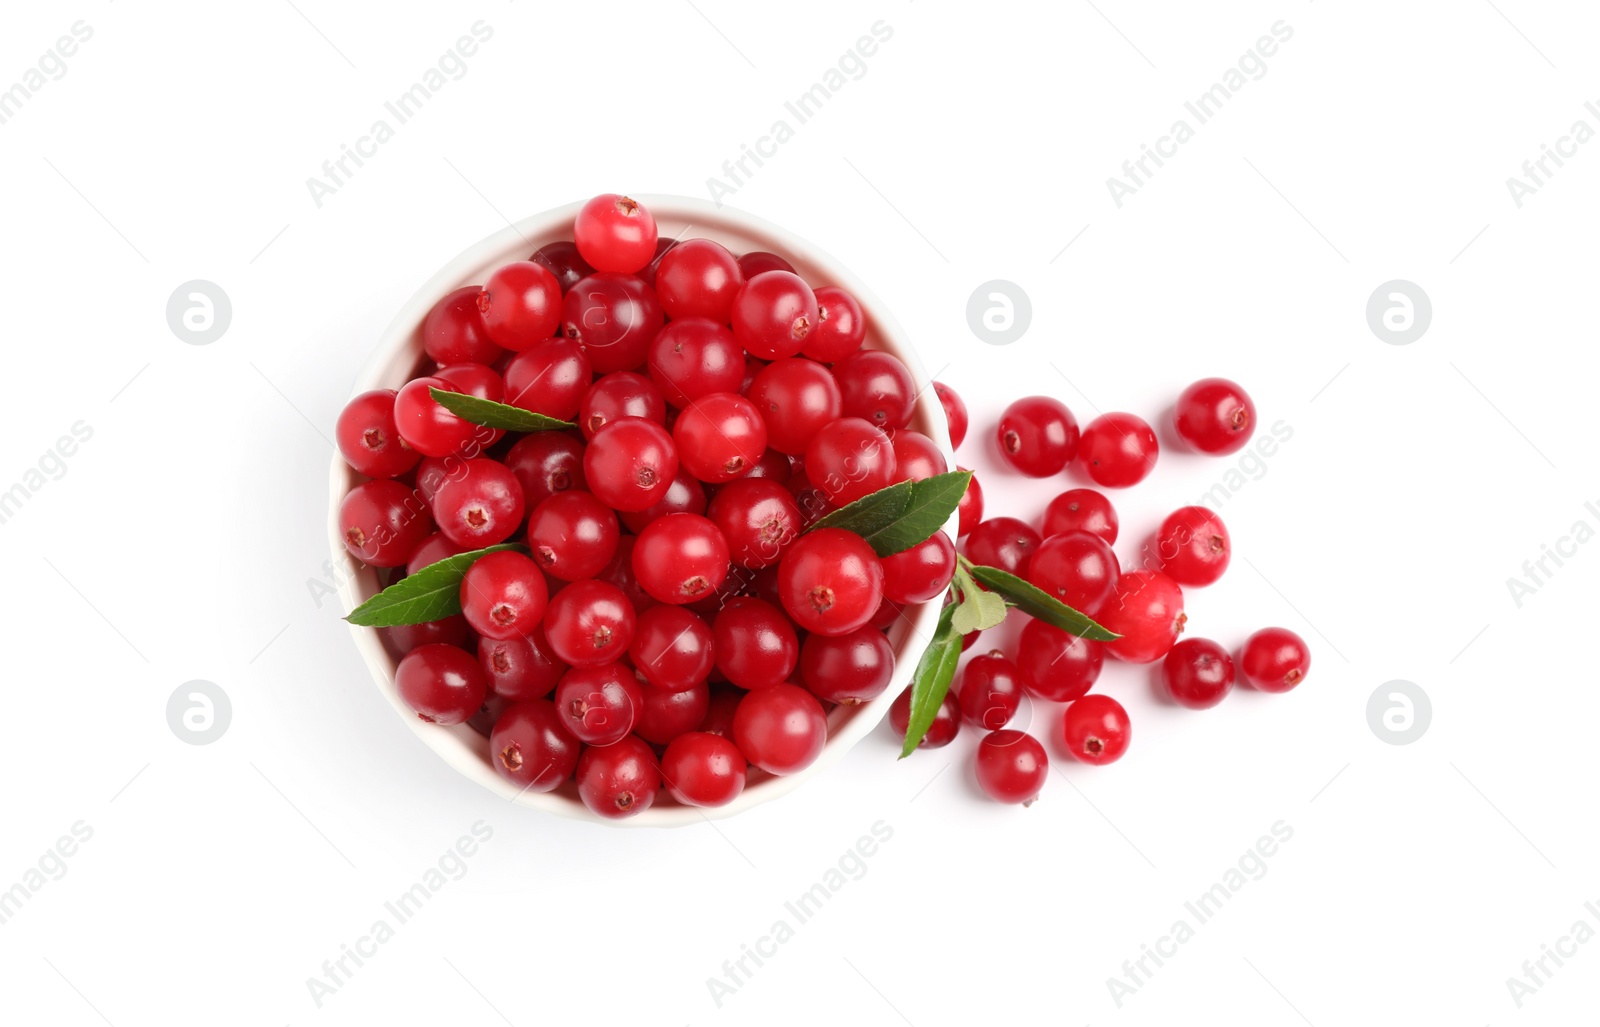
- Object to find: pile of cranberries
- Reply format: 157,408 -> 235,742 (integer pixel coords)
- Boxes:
890,378 -> 1312,805
337,194 -> 962,819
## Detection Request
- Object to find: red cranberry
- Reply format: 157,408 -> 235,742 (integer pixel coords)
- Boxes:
957,468 -> 983,537
648,318 -> 746,408
661,732 -> 747,808
958,650 -> 1024,729
542,579 -> 636,667
1099,571 -> 1185,664
713,597 -> 799,690
674,392 -> 768,483
975,730 -> 1048,804
889,686 -> 960,749
890,429 -> 947,483
1014,618 -> 1104,702
340,480 -> 432,567
393,375 -> 483,459
573,194 -> 658,274
1061,694 -> 1130,765
576,735 -> 660,819
802,286 -> 867,362
490,699 -> 579,792
997,396 -> 1079,477
707,478 -> 802,570
477,261 -> 563,351
746,357 -> 843,456
1174,377 -> 1256,455
804,416 -> 897,506
878,531 -> 956,604
1239,627 -> 1311,692
1161,638 -> 1235,709
579,371 -> 665,439
632,513 -> 731,605
423,285 -> 502,366
799,627 -> 894,706
1026,530 -> 1119,615
835,350 -> 916,431
1153,506 -> 1231,587
634,678 -> 710,745
932,381 -> 968,449
655,238 -> 745,322
554,663 -> 643,746
337,390 -> 421,478
479,628 -> 566,701
526,490 -> 620,582
778,528 -> 883,636
1077,412 -> 1159,488
731,271 -> 818,361
629,605 -> 715,692
1041,488 -> 1118,545
503,431 -> 587,509
395,643 -> 487,725
502,336 -> 591,421
429,458 -> 525,548
733,683 -> 827,775
737,251 -> 795,278
582,417 -> 679,513
562,273 -> 664,374
617,465 -> 707,535
459,550 -> 549,640
529,240 -> 593,294
963,517 -> 1041,576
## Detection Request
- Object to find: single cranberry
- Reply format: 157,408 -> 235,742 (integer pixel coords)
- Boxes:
733,682 -> 828,775
393,376 -> 483,459
975,730 -> 1048,804
889,686 -> 960,749
713,597 -> 799,689
798,627 -> 894,706
890,429 -> 947,483
707,478 -> 802,570
579,371 -> 665,439
542,579 -> 636,667
381,615 -> 471,658
337,390 -> 420,478
633,677 -> 710,745
525,490 -> 620,581
430,363 -> 508,451
736,251 -> 795,278
997,396 -> 1080,477
395,643 -> 487,724
1077,413 -> 1159,488
502,336 -> 592,421
554,663 -> 643,746
654,238 -> 745,321
478,261 -> 563,351
778,528 -> 883,636
957,468 -> 983,537
529,240 -> 593,294
406,532 -> 468,575
746,358 -> 843,456
1175,377 -> 1256,455
1239,627 -> 1311,693
804,417 -> 897,506
1099,571 -> 1186,664
429,458 -> 525,548
731,271 -> 818,360
932,381 -> 968,449
490,699 -> 579,792
958,650 -> 1025,729
582,417 -> 679,512
1062,694 -> 1130,765
674,392 -> 769,483
576,735 -> 660,819
1161,638 -> 1234,709
503,431 -> 587,508
632,513 -> 731,605
879,531 -> 956,604
459,550 -> 549,640
618,465 -> 707,534
802,286 -> 867,363
479,628 -> 566,701
574,194 -> 658,274
1153,506 -> 1231,587
423,285 -> 502,365
1026,530 -> 1119,615
629,605 -> 715,692
661,732 -> 747,808
562,273 -> 664,374
340,480 -> 432,567
1041,488 -> 1118,544
648,318 -> 746,408
834,350 -> 916,431
699,689 -> 742,738
1014,618 -> 1104,702
964,517 -> 1041,576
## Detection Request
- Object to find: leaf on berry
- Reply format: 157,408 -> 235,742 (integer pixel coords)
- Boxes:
345,544 -> 526,627
965,563 -> 1120,641
806,470 -> 972,558
428,388 -> 575,432
950,564 -> 1008,635
900,601 -> 961,758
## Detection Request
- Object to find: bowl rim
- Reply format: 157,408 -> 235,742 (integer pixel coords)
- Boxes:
328,194 -> 956,826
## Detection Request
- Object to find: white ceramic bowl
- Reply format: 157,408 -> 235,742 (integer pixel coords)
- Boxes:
328,195 -> 956,826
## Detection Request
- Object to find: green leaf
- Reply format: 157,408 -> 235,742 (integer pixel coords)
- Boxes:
966,563 -> 1120,641
900,602 -> 962,758
429,388 -> 575,432
346,544 -> 525,627
950,582 -> 1007,636
807,470 -> 972,558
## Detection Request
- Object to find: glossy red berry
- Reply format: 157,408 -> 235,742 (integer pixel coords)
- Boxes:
835,350 -> 916,431
1014,618 -> 1104,702
1061,694 -> 1130,765
1154,507 -> 1231,587
1099,571 -> 1186,664
963,517 -> 1041,576
932,381 -> 968,449
746,358 -> 843,456
673,392 -> 768,483
478,261 -> 563,351
957,469 -> 983,537
422,285 -> 502,365
430,458 -> 525,548
1239,627 -> 1311,692
582,417 -> 679,513
339,480 -> 432,567
634,678 -> 710,745
733,682 -> 827,776
459,550 -> 549,640
997,396 -> 1079,476
1175,377 -> 1256,455
798,627 -> 894,706
737,251 -> 795,278
502,336 -> 591,421
490,699 -> 579,792
526,490 -> 620,582
878,531 -> 956,604
380,616 -> 470,657
1161,638 -> 1235,709
618,464 -> 708,534
1041,488 -> 1118,545
803,417 -> 897,506
529,240 -> 593,293
503,431 -> 586,509
958,650 -> 1025,730
629,605 -> 714,692
579,371 -> 665,439
542,579 -> 636,667
707,478 -> 802,570
576,735 -> 660,819
889,685 -> 961,750
632,513 -> 731,605
802,286 -> 866,362
705,600 -> 792,692
337,390 -> 420,478
975,730 -> 1048,804
731,271 -> 818,360
393,376 -> 484,459
654,238 -> 744,321
778,528 -> 883,636
554,663 -> 643,746
661,732 -> 747,808
407,532 -> 467,575
1026,530 -> 1120,615
648,318 -> 746,408
395,643 -> 487,725
561,273 -> 664,374
1077,413 -> 1159,488
573,194 -> 658,273
890,429 -> 947,483
479,628 -> 566,701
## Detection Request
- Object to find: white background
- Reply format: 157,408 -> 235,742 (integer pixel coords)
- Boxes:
2,1 -> 1596,1024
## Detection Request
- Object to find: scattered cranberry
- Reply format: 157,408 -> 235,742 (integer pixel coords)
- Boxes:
554,663 -> 643,746
713,597 -> 799,690
1061,694 -> 1130,765
1026,530 -> 1119,615
804,417 -> 897,506
799,626 -> 894,706
629,605 -> 714,692
957,469 -> 983,537
731,271 -> 818,360
1161,638 -> 1234,709
661,732 -> 747,808
542,579 -> 636,667
1076,412 -> 1159,488
1099,571 -> 1185,664
576,735 -> 660,819
460,550 -> 549,641
734,682 -> 828,775
975,730 -> 1048,804
958,650 -> 1025,730
964,517 -> 1041,576
932,381 -> 968,449
423,286 -> 502,366
746,358 -> 843,455
478,261 -> 563,351
479,628 -> 566,701
430,458 -> 525,548
778,528 -> 883,636
1154,506 -> 1231,587
1175,377 -> 1256,455
573,193 -> 658,274
1041,488 -> 1118,545
674,392 -> 768,482
835,350 -> 916,431
633,513 -> 731,605
878,531 -> 956,604
890,429 -> 947,482
1239,627 -> 1311,693
996,396 -> 1079,477
490,699 -> 579,792
561,273 -> 664,374
889,686 -> 961,749
804,286 -> 867,362
654,238 -> 744,322
395,643 -> 487,725
1014,619 -> 1104,702
526,490 -> 620,582
340,480 -> 432,567
337,390 -> 420,479
582,417 -> 679,513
